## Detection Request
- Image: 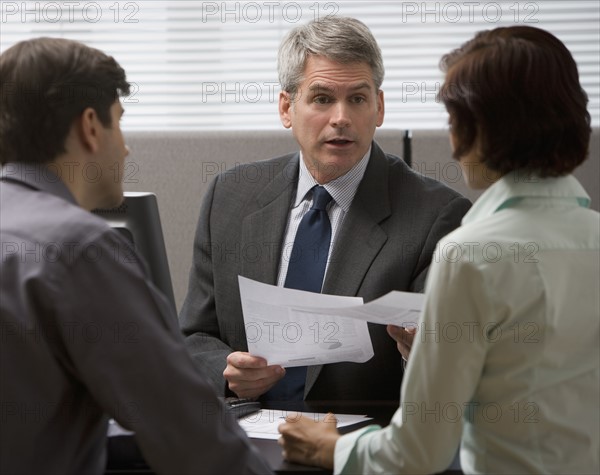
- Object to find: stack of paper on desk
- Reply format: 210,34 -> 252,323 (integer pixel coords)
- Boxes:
238,276 -> 424,367
239,409 -> 372,440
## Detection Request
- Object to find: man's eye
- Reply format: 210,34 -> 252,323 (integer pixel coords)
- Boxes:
314,96 -> 331,104
351,96 -> 366,104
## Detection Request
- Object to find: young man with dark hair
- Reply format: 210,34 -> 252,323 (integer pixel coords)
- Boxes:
0,37 -> 272,475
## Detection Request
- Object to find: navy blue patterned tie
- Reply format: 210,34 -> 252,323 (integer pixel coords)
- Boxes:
284,186 -> 333,293
264,186 -> 333,402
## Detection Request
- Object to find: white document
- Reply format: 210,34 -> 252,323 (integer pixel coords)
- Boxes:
295,290 -> 424,327
238,276 -> 374,367
107,419 -> 134,437
239,409 -> 372,440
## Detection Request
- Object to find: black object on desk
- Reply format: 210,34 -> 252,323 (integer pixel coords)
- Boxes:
222,397 -> 262,418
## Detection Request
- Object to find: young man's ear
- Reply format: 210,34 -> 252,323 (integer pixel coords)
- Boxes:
77,107 -> 102,153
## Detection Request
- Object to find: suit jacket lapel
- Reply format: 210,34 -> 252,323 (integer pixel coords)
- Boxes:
306,142 -> 391,395
324,142 -> 391,295
241,155 -> 299,285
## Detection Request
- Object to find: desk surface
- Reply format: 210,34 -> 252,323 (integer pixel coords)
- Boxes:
106,417 -> 371,474
106,402 -> 462,475
251,438 -> 327,474
107,425 -> 371,475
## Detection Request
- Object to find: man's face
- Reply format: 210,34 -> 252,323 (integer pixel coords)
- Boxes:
279,56 -> 384,184
96,101 -> 129,208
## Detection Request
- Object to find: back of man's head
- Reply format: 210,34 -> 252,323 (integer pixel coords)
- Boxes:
278,16 -> 385,98
0,37 -> 130,166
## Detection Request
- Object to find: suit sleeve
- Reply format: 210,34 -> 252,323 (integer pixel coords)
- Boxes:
409,195 -> 471,292
179,177 -> 234,394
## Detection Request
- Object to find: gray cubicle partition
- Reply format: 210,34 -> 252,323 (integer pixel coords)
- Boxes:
124,128 -> 599,312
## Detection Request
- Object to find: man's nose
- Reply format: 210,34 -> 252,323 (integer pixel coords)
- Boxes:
329,102 -> 351,128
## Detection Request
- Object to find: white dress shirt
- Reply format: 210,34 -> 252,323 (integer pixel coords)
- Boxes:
334,172 -> 600,474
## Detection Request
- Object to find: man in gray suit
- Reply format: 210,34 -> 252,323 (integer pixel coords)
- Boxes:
180,17 -> 471,408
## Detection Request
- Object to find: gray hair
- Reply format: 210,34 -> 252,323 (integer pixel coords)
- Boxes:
278,16 -> 385,97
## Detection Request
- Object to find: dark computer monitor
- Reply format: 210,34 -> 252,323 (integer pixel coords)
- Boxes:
93,192 -> 177,315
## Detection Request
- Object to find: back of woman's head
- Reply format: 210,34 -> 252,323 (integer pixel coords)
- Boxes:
439,26 -> 591,177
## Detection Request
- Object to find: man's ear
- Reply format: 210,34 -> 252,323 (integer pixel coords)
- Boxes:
376,89 -> 385,127
279,91 -> 293,129
77,107 -> 102,153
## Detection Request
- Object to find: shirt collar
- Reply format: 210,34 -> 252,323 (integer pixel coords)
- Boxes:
1,162 -> 78,205
294,145 -> 372,212
462,171 -> 592,225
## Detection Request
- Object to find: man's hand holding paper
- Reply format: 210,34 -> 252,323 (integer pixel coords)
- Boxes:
223,351 -> 286,399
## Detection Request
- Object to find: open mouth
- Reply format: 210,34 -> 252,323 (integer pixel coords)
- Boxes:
326,139 -> 353,146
